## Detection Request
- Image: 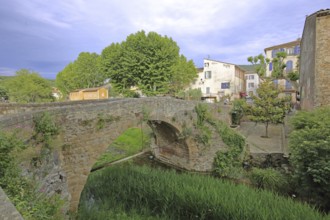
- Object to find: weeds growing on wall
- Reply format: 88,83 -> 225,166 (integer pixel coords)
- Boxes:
33,111 -> 59,148
194,103 -> 246,177
0,131 -> 65,220
96,113 -> 120,130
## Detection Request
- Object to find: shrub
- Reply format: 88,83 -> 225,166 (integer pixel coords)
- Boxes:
33,111 -> 59,146
289,107 -> 330,210
250,168 -> 288,192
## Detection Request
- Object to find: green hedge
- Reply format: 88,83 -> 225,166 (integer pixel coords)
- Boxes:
79,165 -> 328,220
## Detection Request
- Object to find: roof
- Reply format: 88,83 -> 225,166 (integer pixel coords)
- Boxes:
196,67 -> 203,72
307,8 -> 330,18
264,39 -> 301,52
203,58 -> 246,72
70,86 -> 108,93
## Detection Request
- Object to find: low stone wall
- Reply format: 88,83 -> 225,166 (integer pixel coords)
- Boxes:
0,187 -> 24,220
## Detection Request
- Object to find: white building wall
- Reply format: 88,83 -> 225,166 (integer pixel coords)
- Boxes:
245,73 -> 259,96
190,59 -> 244,101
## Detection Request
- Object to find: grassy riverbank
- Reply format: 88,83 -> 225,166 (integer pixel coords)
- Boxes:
92,127 -> 150,169
78,164 -> 328,220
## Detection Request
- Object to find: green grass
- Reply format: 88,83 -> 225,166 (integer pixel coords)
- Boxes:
79,164 -> 329,220
92,127 -> 150,168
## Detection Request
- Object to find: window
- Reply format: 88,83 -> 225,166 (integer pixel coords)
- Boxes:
221,82 -> 230,89
248,75 -> 254,80
248,83 -> 254,88
206,87 -> 210,94
286,47 -> 294,55
269,62 -> 273,71
204,71 -> 212,79
204,62 -> 209,67
294,45 -> 300,55
272,49 -> 277,58
286,60 -> 293,73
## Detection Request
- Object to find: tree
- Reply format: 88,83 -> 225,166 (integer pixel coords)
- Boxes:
169,55 -> 197,95
271,51 -> 287,78
0,86 -> 8,101
248,79 -> 289,137
56,52 -> 106,96
3,69 -> 54,103
248,51 -> 300,90
247,54 -> 270,77
100,30 -> 196,96
289,107 -> 330,210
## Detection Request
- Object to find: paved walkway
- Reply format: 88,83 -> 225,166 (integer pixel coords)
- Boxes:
236,121 -> 287,155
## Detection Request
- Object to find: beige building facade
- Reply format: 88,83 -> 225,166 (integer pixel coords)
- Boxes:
69,87 -> 108,101
264,39 -> 301,102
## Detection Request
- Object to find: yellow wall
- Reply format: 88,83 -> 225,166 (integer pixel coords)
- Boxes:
69,87 -> 108,101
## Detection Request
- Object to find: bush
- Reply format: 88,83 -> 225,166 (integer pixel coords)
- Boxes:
250,168 -> 288,192
33,111 -> 59,146
289,107 -> 330,210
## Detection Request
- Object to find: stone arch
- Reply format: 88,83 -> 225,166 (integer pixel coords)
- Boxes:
148,120 -> 190,167
0,98 -> 220,212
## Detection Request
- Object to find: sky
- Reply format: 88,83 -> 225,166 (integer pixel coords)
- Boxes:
0,0 -> 328,79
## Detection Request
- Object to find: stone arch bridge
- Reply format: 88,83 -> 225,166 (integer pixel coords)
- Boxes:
0,97 -> 230,211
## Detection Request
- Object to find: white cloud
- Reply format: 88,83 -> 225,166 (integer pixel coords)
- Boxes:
0,67 -> 17,76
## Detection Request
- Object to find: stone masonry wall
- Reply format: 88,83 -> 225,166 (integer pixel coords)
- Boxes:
0,187 -> 24,220
315,11 -> 330,108
300,12 -> 316,110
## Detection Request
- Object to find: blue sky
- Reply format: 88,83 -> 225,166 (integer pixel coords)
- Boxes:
0,0 -> 328,79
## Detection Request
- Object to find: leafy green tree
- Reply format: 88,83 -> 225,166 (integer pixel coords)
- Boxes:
100,30 -> 196,96
248,80 -> 289,137
56,52 -> 106,96
248,52 -> 299,90
100,42 -> 132,94
169,55 -> 197,95
271,51 -> 287,78
289,107 -> 330,210
3,69 -> 54,103
0,86 -> 8,101
247,54 -> 270,77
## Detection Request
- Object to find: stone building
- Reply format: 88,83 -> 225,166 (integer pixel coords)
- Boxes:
300,9 -> 330,110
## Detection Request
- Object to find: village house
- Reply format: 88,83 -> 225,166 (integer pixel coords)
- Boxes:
245,72 -> 259,97
69,86 -> 109,101
264,39 -> 301,102
190,58 -> 246,102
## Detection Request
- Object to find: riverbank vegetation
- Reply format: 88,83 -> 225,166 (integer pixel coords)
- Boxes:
78,164 -> 328,220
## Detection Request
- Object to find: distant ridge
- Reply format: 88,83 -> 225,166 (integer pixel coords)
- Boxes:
238,64 -> 257,72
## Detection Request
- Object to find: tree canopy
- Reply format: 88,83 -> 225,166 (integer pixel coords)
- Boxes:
248,79 -> 289,137
2,69 -> 54,103
56,52 -> 106,96
100,30 -> 197,96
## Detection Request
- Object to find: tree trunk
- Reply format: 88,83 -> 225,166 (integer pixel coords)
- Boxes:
265,122 -> 269,138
